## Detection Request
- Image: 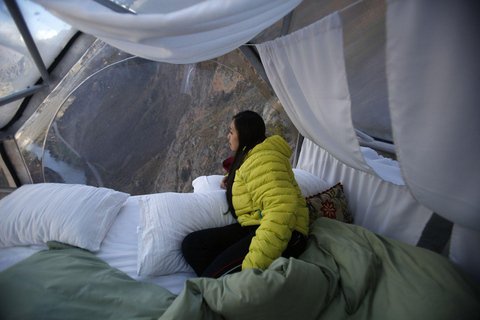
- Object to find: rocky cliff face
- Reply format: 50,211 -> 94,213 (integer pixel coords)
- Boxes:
40,44 -> 298,195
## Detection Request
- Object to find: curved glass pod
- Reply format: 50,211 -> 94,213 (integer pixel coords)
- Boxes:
43,56 -> 296,195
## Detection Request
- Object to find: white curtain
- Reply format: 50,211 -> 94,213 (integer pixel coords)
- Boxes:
386,0 -> 480,230
256,13 -> 386,180
297,138 -> 432,246
34,0 -> 302,64
257,3 -> 479,231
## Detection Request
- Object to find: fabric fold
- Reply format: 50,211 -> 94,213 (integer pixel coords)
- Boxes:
256,12 -> 382,179
34,0 -> 302,64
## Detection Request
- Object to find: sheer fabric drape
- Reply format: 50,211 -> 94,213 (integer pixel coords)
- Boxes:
34,0 -> 302,64
386,0 -> 480,284
386,0 -> 480,230
257,1 -> 479,282
257,3 -> 479,231
256,13 -> 383,180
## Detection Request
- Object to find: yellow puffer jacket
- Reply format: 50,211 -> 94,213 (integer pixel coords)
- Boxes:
232,135 -> 309,270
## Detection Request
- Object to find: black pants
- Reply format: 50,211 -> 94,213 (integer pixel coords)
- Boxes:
181,223 -> 307,278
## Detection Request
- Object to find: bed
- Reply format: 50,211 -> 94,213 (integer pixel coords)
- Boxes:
0,167 -> 479,320
0,187 -> 197,296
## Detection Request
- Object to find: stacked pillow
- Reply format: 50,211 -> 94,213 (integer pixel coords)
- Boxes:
192,168 -> 353,224
192,168 -> 330,197
305,183 -> 353,225
0,170 -> 352,278
137,191 -> 236,276
137,168 -> 349,276
0,183 -> 129,252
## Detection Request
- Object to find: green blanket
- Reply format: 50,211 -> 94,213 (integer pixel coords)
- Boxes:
0,241 -> 176,320
1,219 -> 479,320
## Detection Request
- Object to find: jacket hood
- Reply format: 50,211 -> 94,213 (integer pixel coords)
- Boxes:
247,135 -> 292,159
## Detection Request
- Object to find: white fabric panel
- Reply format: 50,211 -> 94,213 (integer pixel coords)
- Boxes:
256,13 -> 378,177
34,0 -> 301,64
450,224 -> 480,287
296,138 -> 432,246
386,0 -> 480,230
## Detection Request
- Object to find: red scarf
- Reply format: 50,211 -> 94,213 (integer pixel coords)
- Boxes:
222,156 -> 234,173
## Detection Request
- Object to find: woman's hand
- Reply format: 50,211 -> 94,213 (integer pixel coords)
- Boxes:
220,176 -> 227,189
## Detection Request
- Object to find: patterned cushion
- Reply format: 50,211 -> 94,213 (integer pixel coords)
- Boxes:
306,183 -> 353,225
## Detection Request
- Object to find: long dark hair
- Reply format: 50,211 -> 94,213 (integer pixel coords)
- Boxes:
225,110 -> 266,217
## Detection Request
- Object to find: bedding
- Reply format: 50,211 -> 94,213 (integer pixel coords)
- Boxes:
192,168 -> 330,197
0,183 -> 129,252
297,138 -> 433,246
0,194 -> 195,295
137,191 -> 237,277
96,195 -> 196,293
0,171 -> 329,282
137,169 -> 331,277
306,183 -> 353,224
0,242 -> 177,320
1,218 -> 478,320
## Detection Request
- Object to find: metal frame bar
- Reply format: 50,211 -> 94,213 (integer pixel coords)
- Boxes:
239,46 -> 273,91
0,187 -> 16,193
5,0 -> 51,85
0,141 -> 22,187
11,138 -> 33,184
0,155 -> 16,187
0,84 -> 46,108
281,10 -> 294,36
92,0 -> 136,14
292,132 -> 304,168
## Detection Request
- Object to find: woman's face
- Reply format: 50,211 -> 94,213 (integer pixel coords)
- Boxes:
228,120 -> 239,152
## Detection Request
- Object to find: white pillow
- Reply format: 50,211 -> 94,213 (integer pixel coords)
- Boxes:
192,175 -> 224,193
292,168 -> 330,196
137,191 -> 236,276
0,183 -> 129,252
192,168 -> 330,197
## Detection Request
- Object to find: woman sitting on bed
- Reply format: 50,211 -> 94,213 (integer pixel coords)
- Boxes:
182,110 -> 309,278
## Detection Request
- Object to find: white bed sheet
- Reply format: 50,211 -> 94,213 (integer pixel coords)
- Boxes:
0,195 -> 195,295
